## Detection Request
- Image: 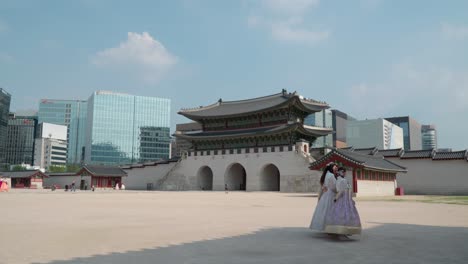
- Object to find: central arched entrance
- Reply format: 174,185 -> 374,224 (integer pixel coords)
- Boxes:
197,166 -> 213,190
225,163 -> 247,191
260,164 -> 280,191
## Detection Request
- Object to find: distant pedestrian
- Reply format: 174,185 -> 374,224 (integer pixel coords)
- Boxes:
71,181 -> 76,192
225,184 -> 228,194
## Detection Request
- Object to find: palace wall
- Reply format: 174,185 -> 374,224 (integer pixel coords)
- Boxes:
123,145 -> 322,193
387,158 -> 468,195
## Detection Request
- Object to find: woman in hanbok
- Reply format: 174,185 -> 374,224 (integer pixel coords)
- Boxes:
325,167 -> 361,236
310,162 -> 338,231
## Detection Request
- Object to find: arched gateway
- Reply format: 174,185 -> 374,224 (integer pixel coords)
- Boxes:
197,166 -> 213,190
225,163 -> 247,191
175,90 -> 334,192
260,164 -> 280,191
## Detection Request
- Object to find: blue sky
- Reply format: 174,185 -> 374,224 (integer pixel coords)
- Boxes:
1,0 -> 467,149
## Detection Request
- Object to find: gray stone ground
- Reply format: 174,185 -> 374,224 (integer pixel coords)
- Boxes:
1,190 -> 467,264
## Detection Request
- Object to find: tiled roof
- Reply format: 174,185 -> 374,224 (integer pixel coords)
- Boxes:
121,157 -> 180,170
310,148 -> 407,172
46,172 -> 78,177
432,150 -> 467,160
178,90 -> 329,119
400,149 -> 434,159
0,170 -> 48,178
82,165 -> 127,177
353,147 -> 378,155
175,123 -> 332,140
375,148 -> 403,158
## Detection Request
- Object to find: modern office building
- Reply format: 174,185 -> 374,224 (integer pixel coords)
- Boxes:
0,88 -> 12,165
5,113 -> 38,165
34,123 -> 68,169
304,109 -> 355,148
85,91 -> 171,165
38,99 -> 87,164
347,118 -> 404,150
385,116 -> 422,150
421,124 -> 437,150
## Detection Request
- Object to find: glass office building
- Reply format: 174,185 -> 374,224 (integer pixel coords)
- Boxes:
38,100 -> 87,164
85,91 -> 171,165
0,88 -> 12,165
5,115 -> 37,165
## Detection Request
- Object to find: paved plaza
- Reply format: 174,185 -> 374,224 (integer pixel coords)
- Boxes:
1,190 -> 467,264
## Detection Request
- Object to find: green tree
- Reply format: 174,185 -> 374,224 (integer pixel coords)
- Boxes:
48,165 -> 67,173
66,164 -> 81,173
12,165 -> 27,171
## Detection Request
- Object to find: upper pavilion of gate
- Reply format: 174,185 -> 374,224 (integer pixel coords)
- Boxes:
175,89 -> 333,150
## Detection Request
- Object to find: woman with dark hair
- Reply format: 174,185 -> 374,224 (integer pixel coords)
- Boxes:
310,162 -> 338,231
324,167 -> 361,237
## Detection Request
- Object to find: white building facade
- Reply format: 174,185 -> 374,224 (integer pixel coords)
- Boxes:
347,118 -> 403,150
34,123 -> 68,169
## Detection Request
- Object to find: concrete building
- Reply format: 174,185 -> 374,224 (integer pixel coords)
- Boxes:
5,113 -> 37,165
304,109 -> 356,148
347,118 -> 404,150
34,123 -> 68,170
0,88 -> 11,166
38,99 -> 87,164
85,91 -> 171,165
421,124 -> 437,150
124,90 -> 333,192
385,116 -> 422,150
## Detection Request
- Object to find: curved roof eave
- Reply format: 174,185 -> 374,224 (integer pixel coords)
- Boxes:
178,93 -> 329,120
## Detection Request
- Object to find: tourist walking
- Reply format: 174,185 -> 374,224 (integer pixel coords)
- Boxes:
71,181 -> 76,192
324,167 -> 362,236
310,162 -> 338,231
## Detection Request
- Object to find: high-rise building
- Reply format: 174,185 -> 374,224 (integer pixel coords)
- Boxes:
85,91 -> 171,165
5,113 -> 37,165
384,116 -> 422,150
421,124 -> 437,150
304,109 -> 355,148
0,88 -> 12,165
38,99 -> 87,164
347,118 -> 404,150
34,123 -> 68,169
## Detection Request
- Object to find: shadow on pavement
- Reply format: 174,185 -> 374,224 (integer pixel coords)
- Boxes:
42,223 -> 468,264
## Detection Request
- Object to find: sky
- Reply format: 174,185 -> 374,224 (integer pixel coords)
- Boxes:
1,0 -> 467,149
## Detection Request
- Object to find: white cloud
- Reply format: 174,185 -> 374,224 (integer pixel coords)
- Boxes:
441,22 -> 468,40
270,18 -> 329,43
345,63 -> 468,120
262,0 -> 319,15
92,32 -> 177,82
248,0 -> 329,44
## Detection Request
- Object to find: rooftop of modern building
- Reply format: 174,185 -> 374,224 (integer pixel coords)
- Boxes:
178,90 -> 329,120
